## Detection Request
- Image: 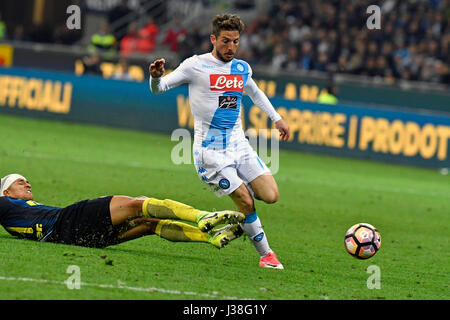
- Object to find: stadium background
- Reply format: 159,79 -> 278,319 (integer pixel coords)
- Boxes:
0,0 -> 449,302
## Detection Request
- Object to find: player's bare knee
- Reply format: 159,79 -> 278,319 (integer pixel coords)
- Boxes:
128,198 -> 145,213
262,189 -> 279,204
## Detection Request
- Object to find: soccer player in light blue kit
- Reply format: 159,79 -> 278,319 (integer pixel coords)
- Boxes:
149,14 -> 291,269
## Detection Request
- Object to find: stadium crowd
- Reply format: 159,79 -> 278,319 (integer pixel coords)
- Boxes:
109,0 -> 450,85
1,0 -> 449,85
235,0 -> 450,85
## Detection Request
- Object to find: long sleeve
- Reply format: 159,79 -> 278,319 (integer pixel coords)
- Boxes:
244,77 -> 282,123
149,56 -> 194,93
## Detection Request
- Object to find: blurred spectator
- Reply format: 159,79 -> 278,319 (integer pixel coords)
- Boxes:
317,84 -> 338,105
284,46 -> 300,70
120,23 -> 139,55
137,17 -> 159,53
12,25 -> 24,41
300,41 -> 314,70
120,20 -> 159,55
108,0 -> 132,41
162,17 -> 186,52
314,53 -> 329,72
89,23 -> 117,58
53,23 -> 81,45
435,60 -> 450,84
179,24 -> 203,60
0,13 -> 6,41
271,44 -> 288,71
81,54 -> 102,76
112,58 -> 134,81
336,55 -> 348,73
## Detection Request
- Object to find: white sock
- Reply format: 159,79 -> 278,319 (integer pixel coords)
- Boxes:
240,211 -> 271,258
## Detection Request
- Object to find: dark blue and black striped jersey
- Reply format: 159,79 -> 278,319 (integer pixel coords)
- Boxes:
0,197 -> 62,241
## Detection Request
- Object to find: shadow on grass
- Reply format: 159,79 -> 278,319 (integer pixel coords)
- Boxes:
0,234 -> 213,264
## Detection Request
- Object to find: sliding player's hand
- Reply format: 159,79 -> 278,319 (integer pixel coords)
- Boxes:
275,119 -> 290,141
149,58 -> 166,78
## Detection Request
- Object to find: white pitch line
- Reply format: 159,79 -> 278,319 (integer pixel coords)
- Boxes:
0,275 -> 252,300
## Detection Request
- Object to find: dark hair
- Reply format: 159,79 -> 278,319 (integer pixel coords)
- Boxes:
211,14 -> 245,37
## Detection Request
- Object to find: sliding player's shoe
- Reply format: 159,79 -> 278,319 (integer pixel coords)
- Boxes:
197,210 -> 245,232
207,224 -> 244,249
259,252 -> 284,269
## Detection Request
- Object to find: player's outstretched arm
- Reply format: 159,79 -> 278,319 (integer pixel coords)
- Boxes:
148,57 -> 191,94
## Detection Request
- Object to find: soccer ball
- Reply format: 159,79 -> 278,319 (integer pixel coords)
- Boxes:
345,223 -> 381,259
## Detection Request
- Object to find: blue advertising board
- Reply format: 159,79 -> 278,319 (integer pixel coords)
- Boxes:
1,67 -> 449,168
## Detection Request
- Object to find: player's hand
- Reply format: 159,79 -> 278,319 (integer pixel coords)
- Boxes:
149,58 -> 166,78
275,119 -> 290,141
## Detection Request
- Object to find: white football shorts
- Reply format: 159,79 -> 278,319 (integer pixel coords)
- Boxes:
193,140 -> 271,197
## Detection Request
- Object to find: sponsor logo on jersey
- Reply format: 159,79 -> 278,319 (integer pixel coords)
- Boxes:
202,64 -> 215,69
210,74 -> 244,91
218,96 -> 238,109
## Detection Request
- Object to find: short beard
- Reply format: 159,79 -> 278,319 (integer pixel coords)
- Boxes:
216,50 -> 234,62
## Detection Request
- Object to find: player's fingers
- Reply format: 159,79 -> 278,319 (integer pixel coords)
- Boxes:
284,128 -> 291,141
149,62 -> 157,71
155,59 -> 166,68
280,128 -> 290,141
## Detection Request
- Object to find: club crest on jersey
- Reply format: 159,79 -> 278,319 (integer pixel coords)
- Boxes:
218,178 -> 230,189
210,74 -> 244,91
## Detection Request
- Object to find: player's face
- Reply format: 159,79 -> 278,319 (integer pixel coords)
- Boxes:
211,30 -> 240,62
4,178 -> 34,200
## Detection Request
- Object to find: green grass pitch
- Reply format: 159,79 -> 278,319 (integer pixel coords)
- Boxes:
0,113 -> 448,300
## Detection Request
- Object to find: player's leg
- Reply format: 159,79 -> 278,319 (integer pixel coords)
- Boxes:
199,165 -> 280,267
228,185 -> 274,259
229,184 -> 283,269
233,145 -> 284,269
117,217 -> 158,241
109,196 -> 145,225
142,197 -> 204,222
109,196 -> 243,231
109,195 -> 206,224
248,173 -> 279,204
228,183 -> 255,213
142,197 -> 245,231
117,217 -> 242,249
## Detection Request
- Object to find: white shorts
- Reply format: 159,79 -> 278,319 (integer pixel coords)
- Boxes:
193,140 -> 271,197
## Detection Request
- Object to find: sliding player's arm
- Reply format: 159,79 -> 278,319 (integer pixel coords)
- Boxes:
149,57 -> 192,94
244,76 -> 291,141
